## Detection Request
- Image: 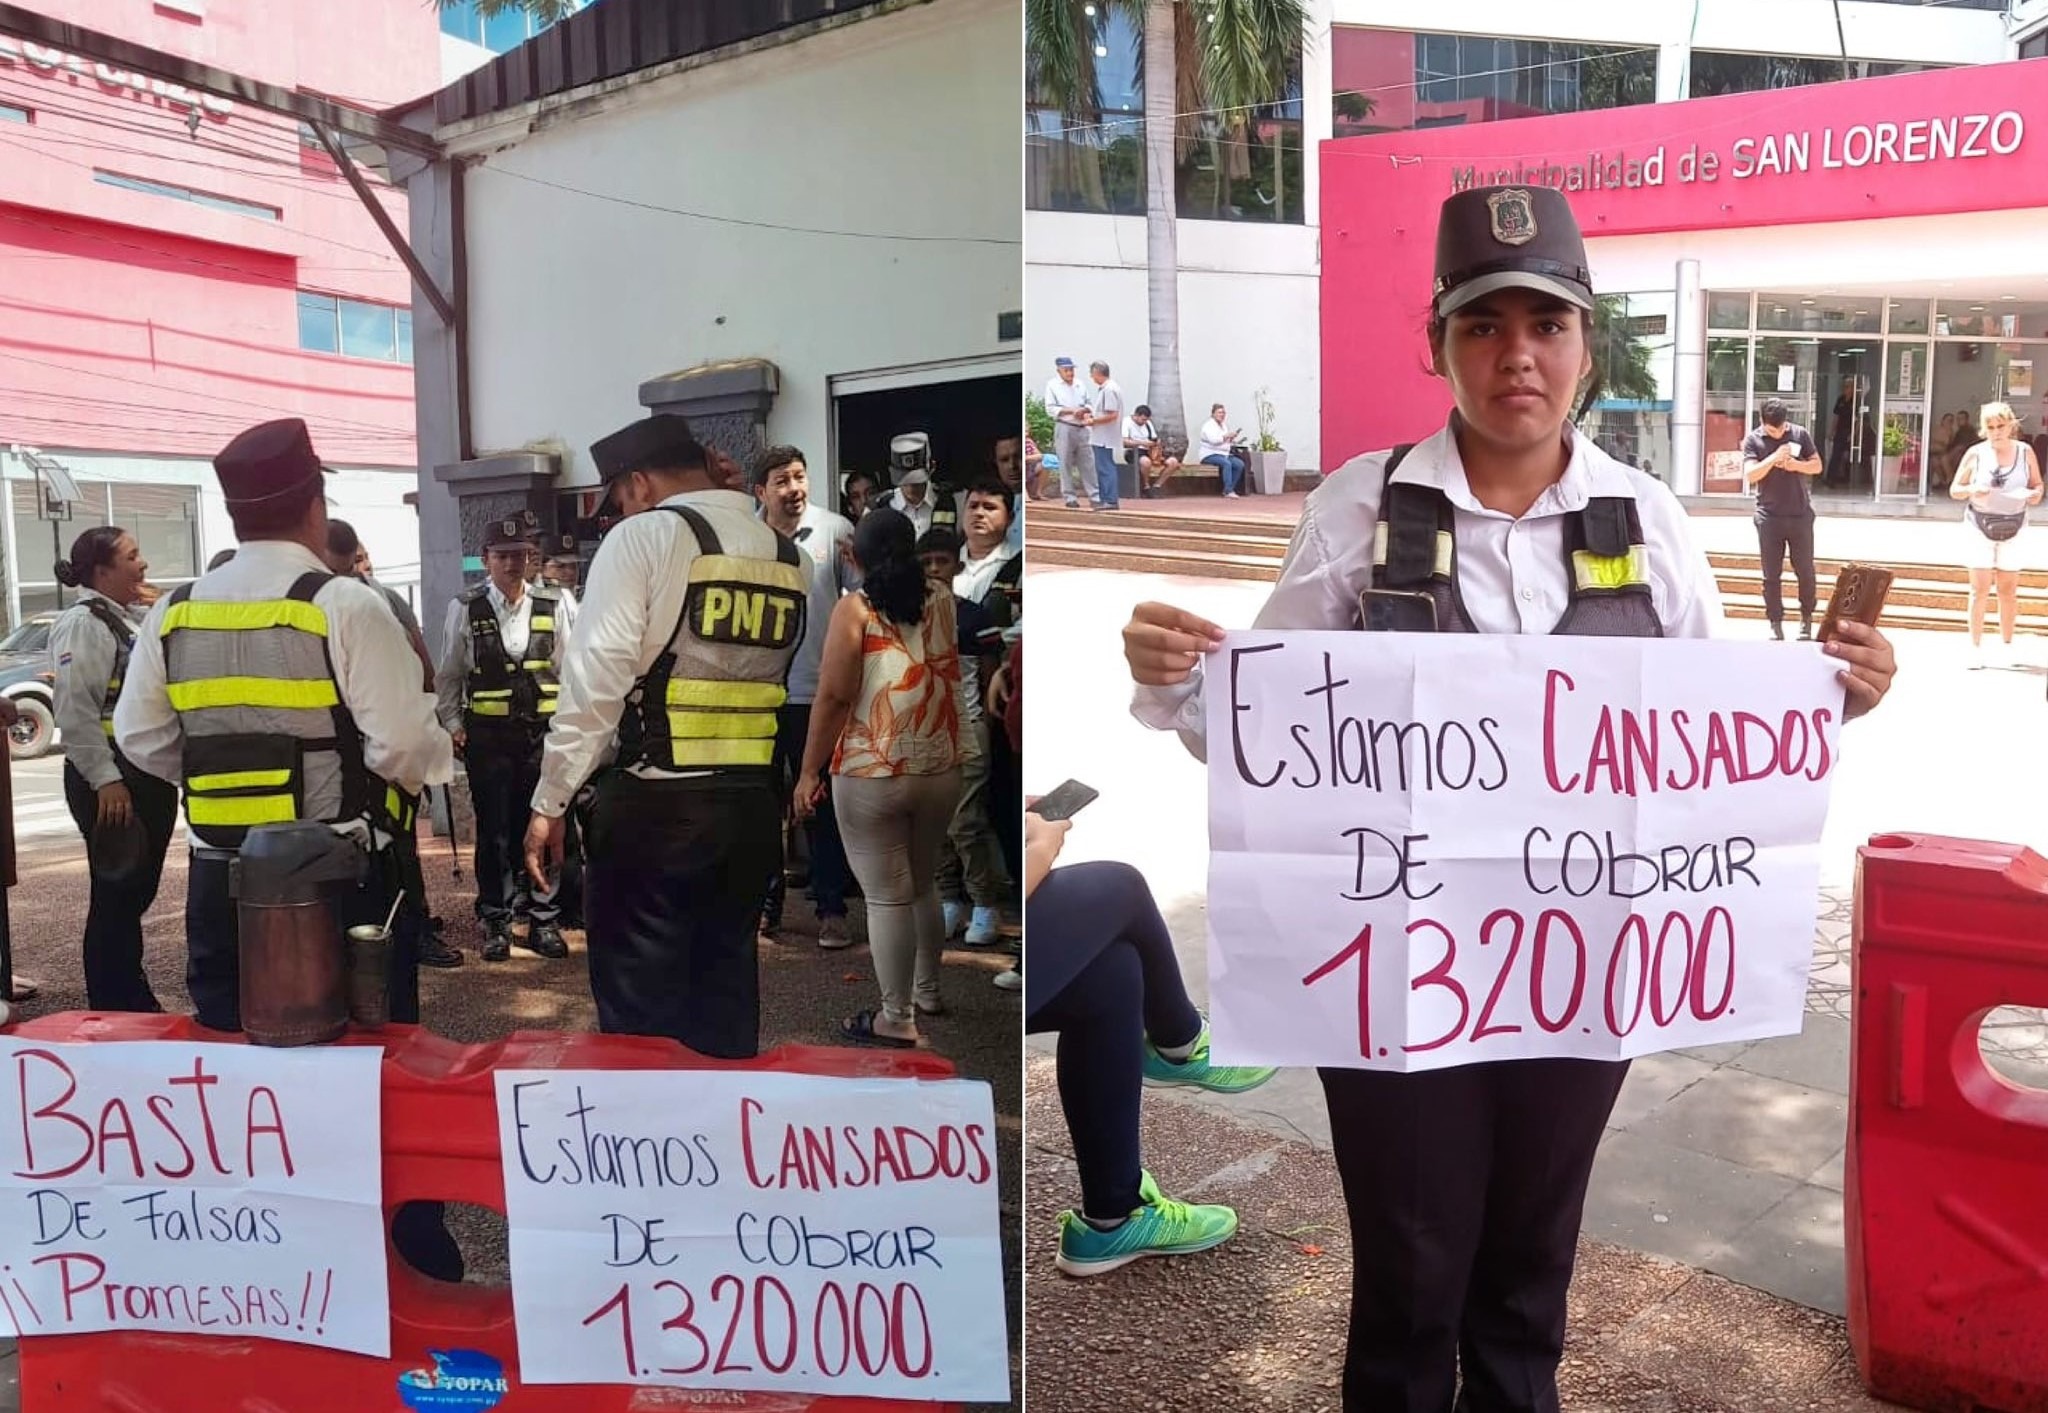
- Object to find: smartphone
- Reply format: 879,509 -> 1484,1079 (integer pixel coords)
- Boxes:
1358,588 -> 1439,634
1029,779 -> 1099,822
1817,563 -> 1894,644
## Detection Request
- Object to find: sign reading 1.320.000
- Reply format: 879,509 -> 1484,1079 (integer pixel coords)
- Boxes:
495,1069 -> 1009,1401
1206,633 -> 1845,1072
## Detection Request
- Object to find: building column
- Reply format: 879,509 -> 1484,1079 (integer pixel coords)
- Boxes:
0,450 -> 19,632
638,359 -> 781,467
1672,257 -> 1705,498
1656,41 -> 1690,104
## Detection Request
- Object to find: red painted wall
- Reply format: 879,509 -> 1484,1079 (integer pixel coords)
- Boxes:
0,1 -> 441,467
1319,57 -> 2048,471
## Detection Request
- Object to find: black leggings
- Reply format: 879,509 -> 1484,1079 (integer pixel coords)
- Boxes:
1024,862 -> 1202,1220
64,761 -> 176,1013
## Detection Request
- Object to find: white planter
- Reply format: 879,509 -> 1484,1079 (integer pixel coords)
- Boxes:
1250,450 -> 1288,495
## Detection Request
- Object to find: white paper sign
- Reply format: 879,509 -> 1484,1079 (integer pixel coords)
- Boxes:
496,1070 -> 1009,1402
1777,363 -> 1796,393
0,1040 -> 387,1354
1206,633 -> 1844,1072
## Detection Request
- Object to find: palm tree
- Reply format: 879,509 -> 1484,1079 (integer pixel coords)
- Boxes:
1029,0 -> 1306,455
458,0 -> 584,21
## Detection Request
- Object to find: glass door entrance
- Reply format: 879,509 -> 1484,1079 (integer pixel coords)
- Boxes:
1879,341 -> 1932,500
1813,344 -> 1880,499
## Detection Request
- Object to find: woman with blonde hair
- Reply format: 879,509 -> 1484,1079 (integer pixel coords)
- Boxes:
1950,400 -> 2043,664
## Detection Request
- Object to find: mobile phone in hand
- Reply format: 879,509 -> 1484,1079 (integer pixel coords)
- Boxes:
1817,563 -> 1894,644
1029,779 -> 1099,822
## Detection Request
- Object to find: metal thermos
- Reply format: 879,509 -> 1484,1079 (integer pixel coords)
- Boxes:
234,823 -> 366,1047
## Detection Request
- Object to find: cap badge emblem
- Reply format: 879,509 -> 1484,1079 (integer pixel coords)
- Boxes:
1487,188 -> 1538,247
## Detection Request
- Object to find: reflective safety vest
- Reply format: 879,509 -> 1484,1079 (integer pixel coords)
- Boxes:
160,570 -> 379,849
81,596 -> 136,739
1366,444 -> 1664,639
617,505 -> 805,774
462,584 -> 559,729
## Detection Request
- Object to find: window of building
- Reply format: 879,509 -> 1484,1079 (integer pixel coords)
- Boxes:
1025,2 -> 1145,216
1935,298 -> 2048,341
296,292 -> 413,365
1580,293 -> 1676,481
0,103 -> 29,124
1708,292 -> 1752,331
1687,52 -> 1931,99
2023,31 -> 2048,61
154,0 -> 205,19
1176,39 -> 1304,224
440,0 -> 587,53
93,170 -> 279,221
1756,293 -> 1881,336
1331,28 -> 1655,139
110,482 -> 200,582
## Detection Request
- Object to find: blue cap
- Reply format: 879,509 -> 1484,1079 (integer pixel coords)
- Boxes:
1054,356 -> 1074,368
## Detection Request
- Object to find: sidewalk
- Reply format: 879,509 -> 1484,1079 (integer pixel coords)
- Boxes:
1023,564 -> 2048,1411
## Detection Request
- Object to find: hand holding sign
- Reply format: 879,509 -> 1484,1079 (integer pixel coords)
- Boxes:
1206,632 -> 1846,1072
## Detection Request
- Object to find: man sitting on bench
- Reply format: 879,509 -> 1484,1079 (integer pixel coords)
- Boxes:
1124,404 -> 1181,499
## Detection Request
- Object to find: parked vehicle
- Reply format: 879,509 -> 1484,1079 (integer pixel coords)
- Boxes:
0,614 -> 62,759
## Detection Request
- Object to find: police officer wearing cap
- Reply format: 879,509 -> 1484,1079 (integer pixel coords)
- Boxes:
436,513 -> 573,963
114,416 -> 462,1275
1118,187 -> 1899,1409
541,534 -> 583,607
524,414 -> 807,1059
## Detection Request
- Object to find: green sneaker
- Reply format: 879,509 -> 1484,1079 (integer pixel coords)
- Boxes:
1142,1022 -> 1278,1094
1055,1172 -> 1239,1277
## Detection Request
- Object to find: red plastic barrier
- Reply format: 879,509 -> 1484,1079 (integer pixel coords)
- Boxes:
8,1012 -> 972,1412
1848,834 -> 2048,1413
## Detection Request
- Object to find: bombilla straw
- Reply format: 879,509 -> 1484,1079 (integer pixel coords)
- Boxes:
381,890 -> 406,938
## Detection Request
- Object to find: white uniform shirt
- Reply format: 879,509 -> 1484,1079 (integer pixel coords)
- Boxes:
50,588 -> 139,790
887,488 -> 935,538
434,581 -> 574,733
115,540 -> 454,797
954,540 -> 1021,608
1133,426 -> 1727,749
533,488 -> 791,817
780,503 -> 860,705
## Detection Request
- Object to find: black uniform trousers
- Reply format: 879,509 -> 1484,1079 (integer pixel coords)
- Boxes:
583,770 -> 780,1060
63,760 -> 176,1013
466,723 -> 558,930
1319,1057 -> 1628,1413
1754,512 -> 1818,627
185,835 -> 459,1281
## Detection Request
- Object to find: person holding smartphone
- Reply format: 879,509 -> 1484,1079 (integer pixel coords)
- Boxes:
1119,185 -> 1898,1409
1024,791 -> 1276,1276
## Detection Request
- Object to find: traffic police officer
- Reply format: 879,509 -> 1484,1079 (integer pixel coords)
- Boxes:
436,513 -> 572,963
524,413 -> 806,1059
114,416 -> 462,1276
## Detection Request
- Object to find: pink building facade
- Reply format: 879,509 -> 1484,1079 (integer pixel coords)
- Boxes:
0,0 -> 442,622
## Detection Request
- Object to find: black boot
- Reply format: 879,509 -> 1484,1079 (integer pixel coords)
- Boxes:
1770,621 -> 1785,641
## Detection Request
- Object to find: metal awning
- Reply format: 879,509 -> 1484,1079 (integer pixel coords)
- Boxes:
12,446 -> 80,506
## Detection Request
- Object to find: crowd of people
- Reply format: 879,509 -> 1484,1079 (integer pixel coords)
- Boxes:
1031,356 -> 1259,505
36,413 -> 1024,1090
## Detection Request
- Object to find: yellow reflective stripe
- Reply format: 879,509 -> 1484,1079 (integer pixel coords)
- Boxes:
167,677 -> 339,711
100,722 -> 116,737
665,710 -> 778,740
530,617 -> 554,632
520,661 -> 553,672
1571,546 -> 1649,592
189,769 -> 293,793
665,679 -> 786,710
470,701 -> 512,717
160,599 -> 329,637
187,794 -> 296,826
384,786 -> 417,828
670,738 -> 776,767
688,555 -> 808,594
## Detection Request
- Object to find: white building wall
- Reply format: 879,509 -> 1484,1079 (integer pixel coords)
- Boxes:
447,0 -> 1020,487
1028,0 -> 2013,473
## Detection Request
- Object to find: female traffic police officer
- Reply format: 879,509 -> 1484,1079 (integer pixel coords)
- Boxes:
1119,186 -> 1899,1411
52,525 -> 175,1012
524,414 -> 806,1060
435,513 -> 572,962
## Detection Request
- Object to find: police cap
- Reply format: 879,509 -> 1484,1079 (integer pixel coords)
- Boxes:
482,509 -> 539,553
213,418 -> 330,511
589,413 -> 704,481
544,533 -> 581,562
1432,186 -> 1593,318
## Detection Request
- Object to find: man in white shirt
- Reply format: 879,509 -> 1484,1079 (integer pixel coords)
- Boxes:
1045,355 -> 1096,507
1087,360 -> 1127,510
1197,401 -> 1248,498
435,516 -> 573,963
955,483 -> 1022,622
887,466 -> 937,537
1124,403 -> 1181,498
523,414 -> 805,1060
750,443 -> 857,949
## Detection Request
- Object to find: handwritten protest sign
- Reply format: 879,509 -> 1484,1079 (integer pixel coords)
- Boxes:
1207,632 -> 1845,1072
0,1040 -> 387,1354
496,1069 -> 1008,1401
